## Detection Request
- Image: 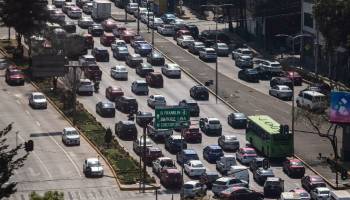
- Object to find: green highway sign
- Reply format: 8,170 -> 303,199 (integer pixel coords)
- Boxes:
155,106 -> 190,129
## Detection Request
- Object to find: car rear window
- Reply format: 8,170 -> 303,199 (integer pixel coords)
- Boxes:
34,95 -> 45,100
209,120 -> 220,124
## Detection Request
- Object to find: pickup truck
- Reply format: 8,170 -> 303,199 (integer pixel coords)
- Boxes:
83,65 -> 102,81
199,117 -> 222,135
216,155 -> 237,175
147,123 -> 173,141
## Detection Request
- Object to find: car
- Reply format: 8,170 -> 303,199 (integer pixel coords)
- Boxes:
238,68 -> 260,83
111,39 -> 127,51
176,35 -> 195,48
61,21 -> 76,33
113,46 -> 129,60
101,19 -> 118,32
256,59 -> 283,77
96,101 -> 115,117
203,145 -> 224,163
182,125 -> 202,143
83,158 -> 104,177
157,24 -> 174,35
310,187 -> 330,200
184,160 -> 206,178
133,136 -> 153,155
219,186 -> 263,200
188,41 -> 206,55
5,67 -> 25,85
296,90 -> 327,112
183,24 -> 199,39
249,157 -> 267,172
131,80 -> 149,95
152,157 -> 176,175
140,11 -> 154,24
50,9 -> 65,23
199,48 -> 217,62
136,111 -> 153,127
308,82 -> 331,95
253,167 -> 275,184
115,96 -> 138,114
264,177 -> 284,198
170,18 -> 186,32
82,2 -> 93,14
270,77 -> 294,89
62,2 -> 75,13
130,35 -> 145,48
133,7 -> 148,18
79,54 -> 96,66
134,42 -> 152,56
301,175 -> 327,192
212,43 -> 229,56
77,79 -> 94,96
143,146 -> 163,165
146,72 -> 163,88
147,94 -> 166,108
212,177 -> 249,196
105,86 -> 124,101
218,135 -> 240,151
232,48 -> 254,60
28,92 -> 47,109
149,17 -> 164,29
84,33 -> 94,49
53,0 -> 65,7
126,2 -> 138,13
100,32 -> 116,46
269,85 -> 293,100
161,63 -> 181,78
199,171 -> 220,189
199,30 -> 231,47
120,29 -> 136,43
160,13 -> 176,24
190,85 -> 209,100
110,65 -> 128,80
165,135 -> 187,154
76,0 -> 89,8
160,168 -> 182,189
115,121 -> 138,140
91,47 -> 109,62
199,117 -> 222,135
283,71 -> 303,86
290,188 -> 311,200
182,181 -> 207,199
235,55 -> 254,68
227,112 -> 247,129
126,54 -> 143,68
136,63 -> 154,77
176,149 -> 199,165
67,6 -> 82,19
78,16 -> 93,28
112,25 -> 126,38
236,147 -> 257,165
179,99 -> 200,117
82,65 -> 101,82
147,122 -> 173,141
62,127 -> 80,145
88,24 -> 104,37
147,50 -> 165,66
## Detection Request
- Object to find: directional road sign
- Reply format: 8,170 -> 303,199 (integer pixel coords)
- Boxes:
155,106 -> 190,129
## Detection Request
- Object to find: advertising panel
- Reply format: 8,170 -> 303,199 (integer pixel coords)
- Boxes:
330,91 -> 350,124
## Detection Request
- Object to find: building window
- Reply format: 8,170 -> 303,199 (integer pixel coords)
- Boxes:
304,13 -> 314,28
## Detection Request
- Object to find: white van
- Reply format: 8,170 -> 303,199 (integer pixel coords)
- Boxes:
296,90 -> 327,111
330,190 -> 350,200
227,165 -> 249,184
280,192 -> 301,200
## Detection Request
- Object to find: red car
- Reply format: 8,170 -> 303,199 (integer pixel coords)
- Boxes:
101,19 -> 117,32
100,32 -> 116,46
284,71 -> 303,86
301,175 -> 327,192
160,168 -> 182,189
105,86 -> 124,101
5,67 -> 25,85
146,72 -> 163,88
143,146 -> 163,165
283,158 -> 305,177
83,65 -> 102,81
182,125 -> 202,143
120,29 -> 136,43
84,33 -> 94,49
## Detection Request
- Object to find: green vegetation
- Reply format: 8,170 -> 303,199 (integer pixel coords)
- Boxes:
30,191 -> 64,200
34,79 -> 155,184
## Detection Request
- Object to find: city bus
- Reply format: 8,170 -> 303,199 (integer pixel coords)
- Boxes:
246,115 -> 293,158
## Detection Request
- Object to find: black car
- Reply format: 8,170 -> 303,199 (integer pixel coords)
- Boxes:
92,47 -> 109,62
115,96 -> 138,114
96,101 -> 115,117
190,85 -> 209,100
115,121 -> 138,140
238,68 -> 260,83
270,77 -> 294,89
249,157 -> 267,172
147,51 -> 165,66
136,63 -> 154,77
253,167 -> 275,185
199,30 -> 231,47
126,54 -> 143,68
227,112 -> 247,129
164,135 -> 187,154
61,21 -> 76,33
88,24 -> 104,37
113,46 -> 129,60
136,111 -> 153,127
263,177 -> 284,198
199,171 -> 220,189
179,99 -> 200,117
184,24 -> 199,39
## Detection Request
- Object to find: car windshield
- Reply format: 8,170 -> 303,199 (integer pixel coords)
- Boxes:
280,87 -> 290,91
242,50 -> 252,54
34,95 -> 45,100
81,81 -> 92,85
89,65 -> 99,70
211,149 -> 223,154
119,48 -> 128,53
9,71 -> 23,76
245,149 -> 256,154
183,184 -> 193,189
102,103 -> 114,108
214,181 -> 227,186
266,180 -> 280,186
207,50 -> 216,54
66,130 -> 78,135
183,36 -> 193,40
185,154 -> 199,160
155,96 -> 165,101
192,163 -> 204,168
271,63 -> 281,67
117,67 -> 126,72
161,160 -> 174,167
138,82 -> 147,87
218,43 -> 227,48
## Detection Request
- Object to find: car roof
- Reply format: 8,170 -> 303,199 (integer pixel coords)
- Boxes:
183,149 -> 197,154
204,48 -> 215,51
86,158 -> 99,162
241,147 -> 255,151
135,80 -> 147,83
158,157 -> 172,161
170,135 -> 183,140
301,90 -> 325,96
184,180 -> 199,186
165,168 -> 180,174
189,160 -> 202,165
208,117 -> 219,121
217,177 -> 233,182
32,92 -> 44,96
120,120 -> 136,125
206,171 -> 219,175
122,96 -> 136,100
208,145 -> 221,149
232,112 -> 246,118
266,177 -> 280,182
316,187 -> 330,191
64,127 -> 76,131
83,54 -> 95,58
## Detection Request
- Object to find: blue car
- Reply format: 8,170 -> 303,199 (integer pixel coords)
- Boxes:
203,145 -> 224,163
160,13 -> 176,24
176,149 -> 199,165
135,42 -> 152,56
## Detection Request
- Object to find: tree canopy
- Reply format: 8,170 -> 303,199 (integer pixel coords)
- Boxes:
30,191 -> 64,200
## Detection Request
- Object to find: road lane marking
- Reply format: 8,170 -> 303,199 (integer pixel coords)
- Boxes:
16,99 -> 21,104
36,121 -> 41,127
25,110 -> 30,116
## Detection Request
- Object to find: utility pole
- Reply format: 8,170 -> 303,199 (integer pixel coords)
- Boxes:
142,126 -> 146,192
137,0 -> 140,34
65,61 -> 82,126
315,22 -> 319,77
147,2 -> 150,33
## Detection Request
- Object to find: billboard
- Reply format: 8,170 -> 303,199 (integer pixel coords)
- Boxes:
330,91 -> 350,124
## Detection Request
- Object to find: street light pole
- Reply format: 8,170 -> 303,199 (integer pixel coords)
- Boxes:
137,0 -> 140,34
151,5 -> 155,47
147,2 -> 150,33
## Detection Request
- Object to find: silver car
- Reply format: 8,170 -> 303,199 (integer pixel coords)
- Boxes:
218,135 -> 240,151
147,94 -> 166,108
212,43 -> 229,57
62,127 -> 80,145
78,16 -> 94,28
29,92 -> 47,109
177,35 -> 195,48
161,63 -> 181,78
83,158 -> 104,177
110,65 -> 128,80
269,85 -> 293,101
182,181 -> 207,198
131,80 -> 149,95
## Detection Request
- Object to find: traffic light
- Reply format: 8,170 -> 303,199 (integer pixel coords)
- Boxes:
25,140 -> 34,152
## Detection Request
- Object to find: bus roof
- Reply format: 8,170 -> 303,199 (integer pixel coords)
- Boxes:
248,115 -> 280,134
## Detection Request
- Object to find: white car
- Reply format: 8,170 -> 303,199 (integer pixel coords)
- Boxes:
77,79 -> 94,96
83,158 -> 104,177
67,6 -> 82,19
62,127 -> 80,145
310,187 -> 330,200
78,16 -> 94,28
232,48 -> 254,60
199,48 -> 217,61
82,2 -> 93,14
79,55 -> 96,66
149,17 -> 164,29
152,157 -> 176,175
147,94 -> 166,108
177,35 -> 195,48
126,2 -> 138,14
161,63 -> 181,78
141,12 -> 154,23
62,2 -> 75,13
28,92 -> 47,109
110,65 -> 128,80
269,85 -> 293,100
212,177 -> 248,196
157,24 -> 174,35
111,39 -> 127,51
257,59 -> 283,74
182,181 -> 207,198
184,160 -> 206,177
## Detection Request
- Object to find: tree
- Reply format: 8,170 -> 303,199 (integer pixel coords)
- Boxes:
0,123 -> 29,198
104,127 -> 113,148
0,0 -> 49,51
30,191 -> 64,200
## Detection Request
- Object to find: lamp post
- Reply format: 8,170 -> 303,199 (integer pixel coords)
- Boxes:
137,0 -> 140,34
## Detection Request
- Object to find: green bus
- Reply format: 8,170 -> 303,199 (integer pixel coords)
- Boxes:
246,115 -> 293,158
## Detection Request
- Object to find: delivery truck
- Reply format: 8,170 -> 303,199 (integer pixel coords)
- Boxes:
92,0 -> 111,21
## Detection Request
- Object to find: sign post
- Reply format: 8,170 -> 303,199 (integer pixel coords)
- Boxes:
155,106 -> 190,129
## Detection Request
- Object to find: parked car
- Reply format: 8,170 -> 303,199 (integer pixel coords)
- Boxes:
100,32 -> 116,46
199,48 -> 217,62
115,96 -> 138,114
83,158 -> 103,177
152,157 -> 176,175
227,112 -> 247,129
190,85 -> 209,100
182,181 -> 207,199
238,68 -> 260,83
29,92 -> 47,109
182,125 -> 202,143
188,41 -> 206,55
179,99 -> 200,117
184,160 -> 206,178
147,94 -> 166,109
115,120 -> 138,140
200,171 -> 220,189
136,63 -> 154,77
177,35 -> 195,48
219,187 -> 263,200
157,24 -> 174,35
177,149 -> 199,165
62,127 -> 80,146
160,168 -> 182,189
236,147 -> 257,165
165,135 -> 187,154
136,111 -> 153,127
101,19 -> 117,32
203,145 -> 224,163
269,85 -> 293,101
113,46 -> 129,60
105,86 -> 124,101
126,54 -> 143,68
146,72 -> 163,88
264,177 -> 284,198
5,67 -> 25,85
131,80 -> 149,95
212,177 -> 249,196
78,16 -> 93,28
232,48 -> 253,60
270,77 -> 294,89
212,43 -> 229,56
310,187 -> 330,200
134,42 -> 152,56
235,55 -> 254,68
218,135 -> 240,151
283,71 -> 303,86
110,65 -> 128,80
147,50 -> 165,66
301,175 -> 327,192
253,167 -> 275,185
96,101 -> 115,117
